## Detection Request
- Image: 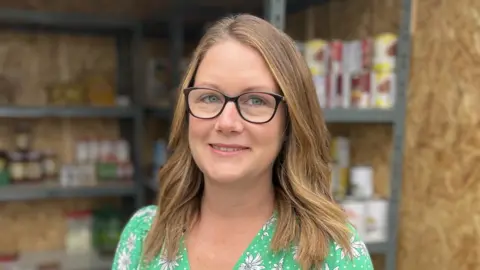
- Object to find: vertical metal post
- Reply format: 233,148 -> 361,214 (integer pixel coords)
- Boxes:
116,33 -> 132,99
131,24 -> 146,209
387,0 -> 413,269
169,2 -> 185,93
264,0 -> 286,31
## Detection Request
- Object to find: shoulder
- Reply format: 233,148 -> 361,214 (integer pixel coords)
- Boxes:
112,205 -> 158,270
324,224 -> 374,270
122,205 -> 158,236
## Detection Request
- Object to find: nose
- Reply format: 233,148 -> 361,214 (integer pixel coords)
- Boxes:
214,102 -> 244,133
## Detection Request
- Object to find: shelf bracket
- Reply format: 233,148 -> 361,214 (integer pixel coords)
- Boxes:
264,0 -> 286,30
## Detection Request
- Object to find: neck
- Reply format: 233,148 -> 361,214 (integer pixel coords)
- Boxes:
200,174 -> 275,220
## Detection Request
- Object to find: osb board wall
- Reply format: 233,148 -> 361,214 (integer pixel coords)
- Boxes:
398,0 -> 480,269
0,32 -> 124,252
0,32 -> 116,106
287,0 -> 401,269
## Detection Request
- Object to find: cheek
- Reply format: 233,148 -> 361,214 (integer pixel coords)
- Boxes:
188,117 -> 210,147
253,116 -> 285,155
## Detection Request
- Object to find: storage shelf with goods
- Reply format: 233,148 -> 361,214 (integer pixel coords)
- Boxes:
0,4 -> 144,268
0,129 -> 138,201
298,33 -> 398,119
0,5 -> 146,207
330,135 -> 390,251
283,0 -> 412,269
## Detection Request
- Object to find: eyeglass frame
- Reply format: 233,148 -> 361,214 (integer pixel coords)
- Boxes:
183,87 -> 286,124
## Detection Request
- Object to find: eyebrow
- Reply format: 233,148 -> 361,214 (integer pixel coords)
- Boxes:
193,82 -> 279,94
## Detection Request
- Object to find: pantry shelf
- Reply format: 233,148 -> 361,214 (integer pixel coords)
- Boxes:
17,250 -> 113,270
0,106 -> 139,118
144,106 -> 173,120
323,108 -> 395,123
0,181 -> 136,202
0,8 -> 137,33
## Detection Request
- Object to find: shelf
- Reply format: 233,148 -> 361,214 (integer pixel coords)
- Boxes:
0,181 -> 136,202
0,106 -> 138,118
323,108 -> 395,123
366,242 -> 388,254
18,250 -> 112,270
287,0 -> 329,14
144,106 -> 173,120
0,8 -> 137,33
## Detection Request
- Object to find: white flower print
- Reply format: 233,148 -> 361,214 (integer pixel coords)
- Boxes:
334,235 -> 368,259
272,257 -> 284,270
157,254 -> 182,270
324,263 -> 339,270
350,236 -> 368,257
126,233 -> 137,251
292,245 -> 299,260
239,253 -> 265,270
260,216 -> 276,240
117,249 -> 131,270
133,207 -> 156,220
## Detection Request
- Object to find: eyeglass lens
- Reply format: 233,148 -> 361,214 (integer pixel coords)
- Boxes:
187,88 -> 278,123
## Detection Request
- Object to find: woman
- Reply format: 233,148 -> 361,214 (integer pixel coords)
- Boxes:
113,14 -> 374,270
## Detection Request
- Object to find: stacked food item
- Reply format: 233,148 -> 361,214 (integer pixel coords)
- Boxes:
297,33 -> 398,109
0,122 -> 133,188
330,136 -> 388,243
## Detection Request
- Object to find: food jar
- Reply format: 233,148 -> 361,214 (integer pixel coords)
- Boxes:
65,210 -> 93,255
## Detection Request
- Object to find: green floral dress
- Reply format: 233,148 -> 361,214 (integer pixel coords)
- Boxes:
112,205 -> 374,270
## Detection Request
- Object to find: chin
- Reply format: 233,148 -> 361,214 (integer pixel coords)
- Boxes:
203,170 -> 247,185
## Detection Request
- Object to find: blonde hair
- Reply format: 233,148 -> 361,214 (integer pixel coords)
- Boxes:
143,14 -> 352,269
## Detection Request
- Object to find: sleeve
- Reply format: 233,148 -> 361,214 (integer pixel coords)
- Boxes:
111,205 -> 158,270
324,226 -> 374,270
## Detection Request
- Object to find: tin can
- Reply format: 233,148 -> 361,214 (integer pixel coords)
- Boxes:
305,39 -> 329,76
373,33 -> 397,72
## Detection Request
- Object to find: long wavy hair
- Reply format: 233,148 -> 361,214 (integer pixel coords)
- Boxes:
143,14 -> 352,269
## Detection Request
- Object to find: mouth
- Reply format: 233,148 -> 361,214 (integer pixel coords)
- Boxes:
209,144 -> 250,153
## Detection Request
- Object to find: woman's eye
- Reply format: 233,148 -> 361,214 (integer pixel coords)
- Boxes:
248,97 -> 265,105
201,95 -> 221,103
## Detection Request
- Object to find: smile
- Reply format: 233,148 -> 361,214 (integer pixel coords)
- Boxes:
209,144 -> 249,154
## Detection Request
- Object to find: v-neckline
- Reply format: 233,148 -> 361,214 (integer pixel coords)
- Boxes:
181,212 -> 277,270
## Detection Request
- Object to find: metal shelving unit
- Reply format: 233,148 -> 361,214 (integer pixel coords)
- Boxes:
0,181 -> 136,202
323,108 -> 395,123
151,0 -> 412,269
265,0 -> 412,269
0,10 -> 145,208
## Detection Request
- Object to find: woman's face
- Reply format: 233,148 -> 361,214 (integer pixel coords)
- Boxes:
188,39 -> 286,185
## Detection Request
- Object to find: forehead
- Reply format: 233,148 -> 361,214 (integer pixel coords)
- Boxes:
194,39 -> 278,93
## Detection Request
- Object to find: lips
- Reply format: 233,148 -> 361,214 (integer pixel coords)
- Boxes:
209,144 -> 249,152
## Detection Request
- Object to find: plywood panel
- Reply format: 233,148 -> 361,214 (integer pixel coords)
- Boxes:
399,0 -> 480,269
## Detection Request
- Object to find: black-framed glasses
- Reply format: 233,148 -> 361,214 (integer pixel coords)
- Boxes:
184,87 -> 285,124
